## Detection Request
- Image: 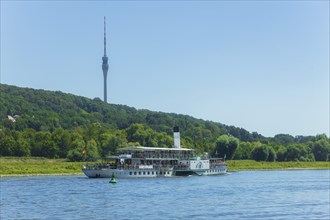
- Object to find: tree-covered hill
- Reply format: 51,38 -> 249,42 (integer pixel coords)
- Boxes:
0,84 -> 264,140
1,84 -> 329,161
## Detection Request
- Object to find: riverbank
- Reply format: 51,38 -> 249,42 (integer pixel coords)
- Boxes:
226,160 -> 330,171
0,157 -> 329,177
0,157 -> 83,177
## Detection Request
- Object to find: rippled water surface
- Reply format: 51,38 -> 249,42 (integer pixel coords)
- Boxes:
1,170 -> 329,219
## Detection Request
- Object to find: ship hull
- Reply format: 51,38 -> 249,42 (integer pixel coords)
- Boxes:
82,167 -> 173,178
175,165 -> 227,176
82,165 -> 227,178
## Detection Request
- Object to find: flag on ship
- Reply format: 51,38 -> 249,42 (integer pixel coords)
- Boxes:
81,146 -> 87,156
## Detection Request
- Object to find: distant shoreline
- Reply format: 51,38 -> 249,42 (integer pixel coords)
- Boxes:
1,158 -> 329,177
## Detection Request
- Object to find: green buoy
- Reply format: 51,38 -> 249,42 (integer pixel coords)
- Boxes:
109,173 -> 117,184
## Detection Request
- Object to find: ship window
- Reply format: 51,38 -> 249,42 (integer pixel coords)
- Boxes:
129,172 -> 132,175
143,172 -> 146,175
139,172 -> 141,175
152,172 -> 154,175
134,172 -> 137,175
160,171 -> 162,175
147,171 -> 150,175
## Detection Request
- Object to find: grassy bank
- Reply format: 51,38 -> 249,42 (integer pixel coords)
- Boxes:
227,160 -> 330,171
0,157 -> 83,176
0,157 -> 329,176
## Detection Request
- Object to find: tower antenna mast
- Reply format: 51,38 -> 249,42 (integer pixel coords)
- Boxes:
104,16 -> 106,56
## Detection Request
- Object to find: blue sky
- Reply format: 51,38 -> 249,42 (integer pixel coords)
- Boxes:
1,1 -> 329,137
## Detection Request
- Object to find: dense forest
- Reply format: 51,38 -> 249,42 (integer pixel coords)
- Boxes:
1,84 -> 329,162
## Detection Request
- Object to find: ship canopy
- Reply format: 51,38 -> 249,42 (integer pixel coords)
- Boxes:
118,146 -> 193,152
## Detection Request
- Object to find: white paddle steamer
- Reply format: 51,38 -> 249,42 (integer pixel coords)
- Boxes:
82,127 -> 227,178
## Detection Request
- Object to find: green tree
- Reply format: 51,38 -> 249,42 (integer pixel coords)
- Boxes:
15,134 -> 31,156
276,146 -> 287,162
234,142 -> 255,159
85,139 -> 99,160
126,124 -> 145,144
285,144 -> 309,161
67,148 -> 84,162
272,134 -> 295,146
310,137 -> 330,161
214,135 -> 239,159
251,145 -> 269,161
67,134 -> 86,162
155,132 -> 173,148
34,131 -> 58,158
0,134 -> 16,156
266,146 -> 276,162
52,128 -> 72,158
99,130 -> 127,157
126,124 -> 153,146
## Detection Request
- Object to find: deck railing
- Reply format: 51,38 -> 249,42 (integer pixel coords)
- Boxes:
87,164 -> 176,170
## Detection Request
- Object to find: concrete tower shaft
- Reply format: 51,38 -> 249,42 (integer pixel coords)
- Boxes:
102,16 -> 109,103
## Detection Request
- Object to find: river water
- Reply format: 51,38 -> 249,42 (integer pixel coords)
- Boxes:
1,170 -> 329,220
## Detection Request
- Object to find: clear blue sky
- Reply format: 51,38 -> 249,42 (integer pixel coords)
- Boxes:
1,1 -> 329,137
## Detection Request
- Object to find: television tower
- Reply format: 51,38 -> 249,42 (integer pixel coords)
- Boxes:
102,16 -> 109,103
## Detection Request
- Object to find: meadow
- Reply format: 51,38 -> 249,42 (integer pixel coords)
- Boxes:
0,157 -> 83,176
226,160 -> 330,171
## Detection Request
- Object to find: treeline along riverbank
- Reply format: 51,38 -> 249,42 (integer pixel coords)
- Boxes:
1,84 -> 329,164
